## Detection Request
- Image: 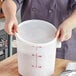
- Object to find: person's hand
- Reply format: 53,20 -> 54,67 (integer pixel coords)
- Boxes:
4,16 -> 18,35
56,21 -> 73,42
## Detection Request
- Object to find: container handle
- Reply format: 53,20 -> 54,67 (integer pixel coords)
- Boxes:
56,39 -> 61,48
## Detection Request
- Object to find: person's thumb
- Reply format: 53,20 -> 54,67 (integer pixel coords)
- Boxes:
56,28 -> 61,38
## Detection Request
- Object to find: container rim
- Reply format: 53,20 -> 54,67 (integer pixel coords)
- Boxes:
16,20 -> 57,47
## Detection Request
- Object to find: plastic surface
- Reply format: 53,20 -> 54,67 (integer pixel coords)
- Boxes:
16,20 -> 61,76
66,62 -> 76,71
60,71 -> 76,76
60,62 -> 76,76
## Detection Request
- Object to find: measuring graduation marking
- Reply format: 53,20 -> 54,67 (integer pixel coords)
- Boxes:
32,47 -> 42,68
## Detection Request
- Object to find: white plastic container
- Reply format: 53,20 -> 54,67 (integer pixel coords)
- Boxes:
16,20 -> 61,76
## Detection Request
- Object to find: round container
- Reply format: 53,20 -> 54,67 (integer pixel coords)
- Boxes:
16,20 -> 61,76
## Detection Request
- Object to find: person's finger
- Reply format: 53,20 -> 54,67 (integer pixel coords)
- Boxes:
12,26 -> 15,35
58,29 -> 64,42
11,24 -> 18,35
14,24 -> 18,33
56,28 -> 60,38
56,28 -> 64,41
63,34 -> 71,41
7,23 -> 15,35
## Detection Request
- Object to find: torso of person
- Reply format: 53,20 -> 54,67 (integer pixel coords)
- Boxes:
14,0 -> 76,60
21,0 -> 72,27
